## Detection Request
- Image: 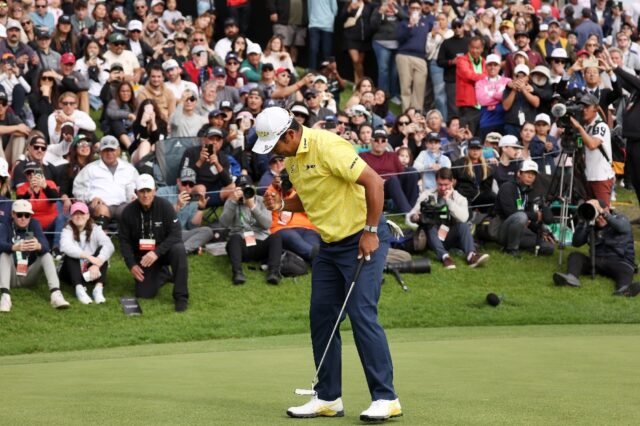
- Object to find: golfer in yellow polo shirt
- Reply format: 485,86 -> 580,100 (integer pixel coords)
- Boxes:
253,107 -> 401,422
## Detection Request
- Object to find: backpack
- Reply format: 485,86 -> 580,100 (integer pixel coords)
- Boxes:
280,250 -> 309,277
136,137 -> 201,186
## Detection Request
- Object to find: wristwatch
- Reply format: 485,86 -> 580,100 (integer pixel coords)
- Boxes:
363,225 -> 378,234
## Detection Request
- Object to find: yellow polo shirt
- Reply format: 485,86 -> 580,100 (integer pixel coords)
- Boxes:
285,127 -> 367,243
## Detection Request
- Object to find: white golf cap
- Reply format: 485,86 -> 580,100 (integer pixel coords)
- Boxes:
99,135 -> 119,151
514,64 -> 530,76
191,45 -> 206,55
520,159 -> 539,173
499,135 -> 523,148
12,199 -> 34,214
0,24 -> 6,38
531,65 -> 551,79
247,42 -> 262,55
136,173 -> 156,191
0,157 -> 8,177
539,24 -> 548,32
540,5 -> 551,14
253,107 -> 293,155
128,20 -> 143,32
290,104 -> 309,116
486,54 -> 501,65
550,47 -> 568,59
535,113 -> 551,125
162,59 -> 179,71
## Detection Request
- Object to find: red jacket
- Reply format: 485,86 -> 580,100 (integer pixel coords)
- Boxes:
16,180 -> 59,230
456,55 -> 487,108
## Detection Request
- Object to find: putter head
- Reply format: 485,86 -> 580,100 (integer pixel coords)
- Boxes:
294,388 -> 317,396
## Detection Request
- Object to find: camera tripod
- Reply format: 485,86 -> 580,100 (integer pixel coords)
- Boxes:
546,148 -> 577,268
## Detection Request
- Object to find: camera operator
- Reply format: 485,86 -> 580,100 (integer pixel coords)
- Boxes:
493,160 -> 555,257
553,199 -> 639,296
568,93 -> 615,206
407,167 -> 489,269
219,175 -> 283,285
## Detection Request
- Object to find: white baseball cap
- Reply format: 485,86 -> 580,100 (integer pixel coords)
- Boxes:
550,48 -> 568,59
486,54 -> 501,65
12,199 -> 34,215
498,135 -> 523,148
253,107 -> 293,155
534,113 -> 551,125
0,157 -> 8,177
162,59 -> 179,71
128,20 -> 143,32
514,64 -> 530,76
136,174 -> 156,191
539,24 -> 548,32
246,42 -> 262,56
531,65 -> 551,80
520,159 -> 539,173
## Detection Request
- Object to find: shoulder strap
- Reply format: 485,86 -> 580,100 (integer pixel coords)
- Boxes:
592,120 -> 611,163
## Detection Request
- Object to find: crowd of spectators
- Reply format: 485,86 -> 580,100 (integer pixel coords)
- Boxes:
0,0 -> 639,313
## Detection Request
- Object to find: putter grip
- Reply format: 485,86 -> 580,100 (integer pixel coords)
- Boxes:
353,257 -> 366,282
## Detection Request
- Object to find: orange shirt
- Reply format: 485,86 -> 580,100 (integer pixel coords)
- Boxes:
266,184 -> 318,234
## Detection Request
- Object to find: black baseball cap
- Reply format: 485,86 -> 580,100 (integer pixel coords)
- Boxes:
427,132 -> 441,141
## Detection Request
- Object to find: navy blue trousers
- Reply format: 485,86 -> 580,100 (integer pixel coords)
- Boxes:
310,216 -> 396,401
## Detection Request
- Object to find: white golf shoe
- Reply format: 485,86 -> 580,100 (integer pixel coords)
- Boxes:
360,399 -> 402,422
75,285 -> 92,304
92,284 -> 106,304
50,290 -> 70,309
0,293 -> 11,313
287,396 -> 344,418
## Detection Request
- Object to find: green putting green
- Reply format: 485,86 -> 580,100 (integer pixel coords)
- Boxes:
2,324 -> 639,425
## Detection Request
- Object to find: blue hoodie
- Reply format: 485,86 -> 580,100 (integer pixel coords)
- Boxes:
396,14 -> 434,58
308,0 -> 338,32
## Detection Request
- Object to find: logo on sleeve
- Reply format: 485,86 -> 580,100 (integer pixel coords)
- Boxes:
305,164 -> 316,170
349,156 -> 359,170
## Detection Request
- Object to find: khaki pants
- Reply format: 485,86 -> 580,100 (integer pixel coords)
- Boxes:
0,252 -> 60,291
395,54 -> 427,111
0,135 -> 26,167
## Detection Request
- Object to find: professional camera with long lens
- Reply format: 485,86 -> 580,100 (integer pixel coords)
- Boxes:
551,98 -> 584,151
280,169 -> 293,193
236,175 -> 255,202
577,202 -> 598,222
419,195 -> 450,227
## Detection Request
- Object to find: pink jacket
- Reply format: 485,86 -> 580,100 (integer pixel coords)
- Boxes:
475,76 -> 512,108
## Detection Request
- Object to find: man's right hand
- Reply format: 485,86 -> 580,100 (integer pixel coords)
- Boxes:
131,265 -> 145,282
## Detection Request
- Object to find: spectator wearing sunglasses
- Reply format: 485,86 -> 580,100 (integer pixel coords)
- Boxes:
29,0 -> 55,33
304,88 -> 332,127
127,20 -> 155,71
156,167 -> 213,255
47,91 -> 96,145
169,89 -> 208,138
12,134 -> 55,189
102,32 -> 143,84
0,199 -> 71,313
16,160 -> 65,251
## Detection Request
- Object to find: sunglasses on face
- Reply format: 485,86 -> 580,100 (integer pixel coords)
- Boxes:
135,5 -> 147,9
193,38 -> 205,42
227,61 -> 239,66
36,5 -> 47,9
31,145 -> 47,151
338,121 -> 349,125
373,138 -> 386,143
182,182 -> 195,188
22,21 -> 32,25
0,100 -> 7,107
113,42 -> 126,47
305,95 -> 317,100
293,112 -> 307,118
185,96 -> 197,102
61,101 -> 76,106
398,121 -> 410,125
16,213 -> 31,219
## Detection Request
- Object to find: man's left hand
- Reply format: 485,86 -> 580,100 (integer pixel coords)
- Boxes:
140,251 -> 158,268
358,231 -> 379,261
569,116 -> 582,130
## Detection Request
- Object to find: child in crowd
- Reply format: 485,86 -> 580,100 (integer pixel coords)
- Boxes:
413,132 -> 451,192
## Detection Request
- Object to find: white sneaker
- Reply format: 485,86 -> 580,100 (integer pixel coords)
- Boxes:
50,290 -> 70,309
75,285 -> 92,304
360,399 -> 402,422
0,293 -> 11,313
287,396 -> 344,418
92,284 -> 106,304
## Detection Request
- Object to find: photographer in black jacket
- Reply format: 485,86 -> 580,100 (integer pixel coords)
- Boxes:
119,174 -> 189,312
553,199 -> 639,296
492,159 -> 555,257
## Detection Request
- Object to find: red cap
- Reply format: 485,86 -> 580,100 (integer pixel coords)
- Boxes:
61,52 -> 76,65
575,49 -> 589,57
275,67 -> 290,75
